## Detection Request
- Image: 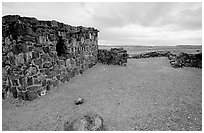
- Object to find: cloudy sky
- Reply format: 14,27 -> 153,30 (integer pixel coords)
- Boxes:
2,2 -> 202,46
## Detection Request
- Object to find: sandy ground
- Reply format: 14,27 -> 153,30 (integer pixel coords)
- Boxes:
2,57 -> 202,131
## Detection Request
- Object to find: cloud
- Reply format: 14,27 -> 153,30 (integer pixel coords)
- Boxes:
84,2 -> 202,45
2,2 -> 202,46
86,2 -> 202,30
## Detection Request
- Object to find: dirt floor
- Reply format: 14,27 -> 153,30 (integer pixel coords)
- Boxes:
2,57 -> 202,131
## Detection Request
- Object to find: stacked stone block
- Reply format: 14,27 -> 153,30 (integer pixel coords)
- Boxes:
2,15 -> 99,101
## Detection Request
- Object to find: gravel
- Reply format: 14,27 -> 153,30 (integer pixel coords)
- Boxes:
2,57 -> 202,131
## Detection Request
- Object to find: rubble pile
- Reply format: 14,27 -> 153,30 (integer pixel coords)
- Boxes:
2,15 -> 99,101
98,48 -> 128,66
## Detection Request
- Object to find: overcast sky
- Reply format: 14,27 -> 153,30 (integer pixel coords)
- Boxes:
2,2 -> 202,46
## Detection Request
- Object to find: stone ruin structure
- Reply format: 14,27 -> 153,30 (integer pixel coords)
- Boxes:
98,48 -> 128,66
2,15 -> 99,101
168,52 -> 202,68
130,51 -> 202,68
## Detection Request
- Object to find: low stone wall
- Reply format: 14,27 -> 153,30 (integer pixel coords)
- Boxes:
130,51 -> 202,68
168,52 -> 202,68
130,51 -> 170,59
2,15 -> 99,101
98,48 -> 128,66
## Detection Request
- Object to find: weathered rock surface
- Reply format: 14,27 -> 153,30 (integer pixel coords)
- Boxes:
64,113 -> 104,131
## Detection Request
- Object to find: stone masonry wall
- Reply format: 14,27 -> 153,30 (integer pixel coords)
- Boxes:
98,48 -> 128,66
2,15 -> 99,101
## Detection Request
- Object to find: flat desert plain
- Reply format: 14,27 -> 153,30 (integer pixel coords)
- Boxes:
2,57 -> 202,131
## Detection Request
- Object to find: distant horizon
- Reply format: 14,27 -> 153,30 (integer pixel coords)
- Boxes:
98,44 -> 202,47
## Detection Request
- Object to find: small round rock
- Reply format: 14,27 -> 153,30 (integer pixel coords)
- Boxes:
75,97 -> 84,105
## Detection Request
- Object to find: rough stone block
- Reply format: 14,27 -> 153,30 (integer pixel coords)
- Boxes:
70,70 -> 75,78
53,80 -> 59,87
9,87 -> 18,98
53,64 -> 60,71
17,91 -> 27,100
2,15 -> 20,24
27,77 -> 33,86
43,62 -> 53,68
61,77 -> 67,83
25,91 -> 38,101
21,17 -> 39,25
2,29 -> 10,37
37,36 -> 47,44
13,44 -> 23,54
17,86 -> 26,91
40,53 -> 46,59
39,69 -> 44,74
19,77 -> 27,86
14,22 -> 27,36
34,77 -> 42,84
66,59 -> 71,67
79,69 -> 84,74
2,45 -> 11,54
15,53 -> 24,66
43,46 -> 50,53
28,46 -> 33,52
26,66 -> 38,76
4,36 -> 12,45
43,56 -> 52,62
8,56 -> 15,67
33,46 -> 43,53
46,79 -> 52,85
37,88 -> 47,96
27,85 -> 39,91
44,69 -> 51,75
22,35 -> 36,42
46,85 -> 50,90
11,79 -> 19,86
34,58 -> 42,66
42,79 -> 47,87
32,51 -> 40,58
24,52 -> 32,64
51,46 -> 57,52
66,75 -> 70,81
49,51 -> 58,59
56,75 -> 61,80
